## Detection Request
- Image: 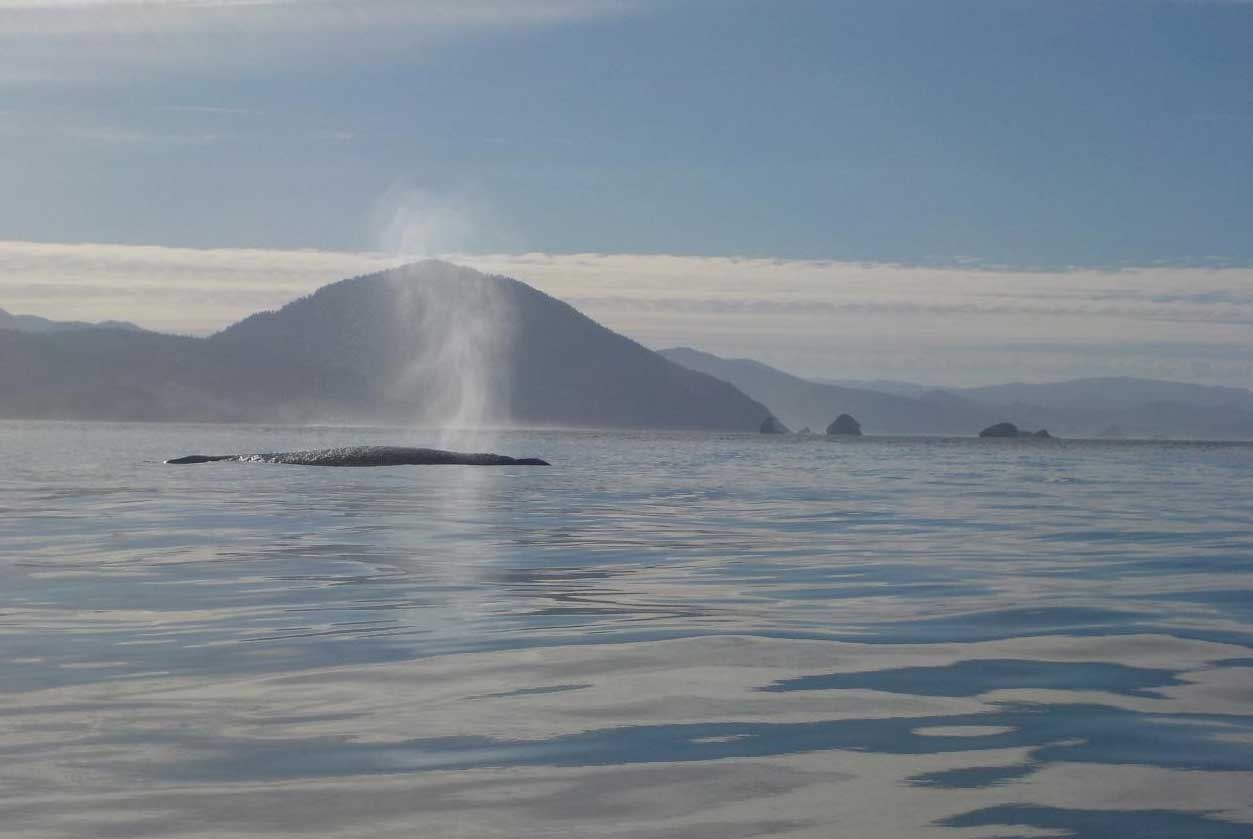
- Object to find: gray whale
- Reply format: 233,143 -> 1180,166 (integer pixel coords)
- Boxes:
165,446 -> 549,467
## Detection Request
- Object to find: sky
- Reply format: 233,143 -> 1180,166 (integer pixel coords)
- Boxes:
2,0 -> 1252,386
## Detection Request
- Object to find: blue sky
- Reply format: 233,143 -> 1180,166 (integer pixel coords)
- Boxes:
2,0 -> 1252,387
4,0 -> 1251,265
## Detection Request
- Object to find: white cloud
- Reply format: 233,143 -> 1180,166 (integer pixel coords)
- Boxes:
0,0 -> 642,83
0,0 -> 636,30
2,240 -> 1253,388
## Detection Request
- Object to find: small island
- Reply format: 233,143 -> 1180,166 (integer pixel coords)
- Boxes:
760,415 -> 791,434
827,414 -> 863,436
979,422 -> 1052,439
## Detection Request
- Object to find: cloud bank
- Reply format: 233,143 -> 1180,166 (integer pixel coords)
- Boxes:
3,240 -> 1252,388
0,0 -> 640,83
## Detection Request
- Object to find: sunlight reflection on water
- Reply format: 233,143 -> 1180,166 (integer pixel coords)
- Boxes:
1,422 -> 1252,837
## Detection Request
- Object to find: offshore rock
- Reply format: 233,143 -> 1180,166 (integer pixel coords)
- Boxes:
166,446 -> 550,466
826,414 -> 863,436
760,416 -> 791,434
979,422 -> 1052,439
979,422 -> 1021,437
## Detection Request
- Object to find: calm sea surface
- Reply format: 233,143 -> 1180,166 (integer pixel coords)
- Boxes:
2,421 -> 1253,838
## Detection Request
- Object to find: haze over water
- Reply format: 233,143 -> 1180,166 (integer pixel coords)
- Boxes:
3,421 -> 1253,837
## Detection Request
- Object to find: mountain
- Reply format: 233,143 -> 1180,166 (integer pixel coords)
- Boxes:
958,378 -> 1253,413
0,307 -> 145,334
0,261 -> 772,430
11,265 -> 1249,437
813,378 -> 935,398
837,375 -> 1253,438
659,347 -> 996,435
0,324 -> 350,422
662,348 -> 1253,439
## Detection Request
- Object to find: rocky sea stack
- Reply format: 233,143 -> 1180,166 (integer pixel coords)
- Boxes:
827,414 -> 863,436
760,416 -> 791,434
980,422 -> 1020,437
979,422 -> 1052,438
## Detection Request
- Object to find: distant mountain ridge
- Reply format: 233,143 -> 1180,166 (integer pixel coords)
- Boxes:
0,262 -> 772,430
661,347 -> 1253,439
959,378 -> 1253,413
0,307 -> 145,335
814,378 -> 934,398
7,268 -> 1252,437
659,347 -> 997,435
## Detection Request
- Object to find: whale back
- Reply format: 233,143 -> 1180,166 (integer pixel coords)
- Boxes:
165,445 -> 549,467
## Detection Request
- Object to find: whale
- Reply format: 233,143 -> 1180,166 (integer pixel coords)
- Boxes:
165,446 -> 549,467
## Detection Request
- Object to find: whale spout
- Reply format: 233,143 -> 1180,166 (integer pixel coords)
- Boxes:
164,446 -> 549,467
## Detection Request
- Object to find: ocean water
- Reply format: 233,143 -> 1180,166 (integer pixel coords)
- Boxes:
2,421 -> 1253,838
